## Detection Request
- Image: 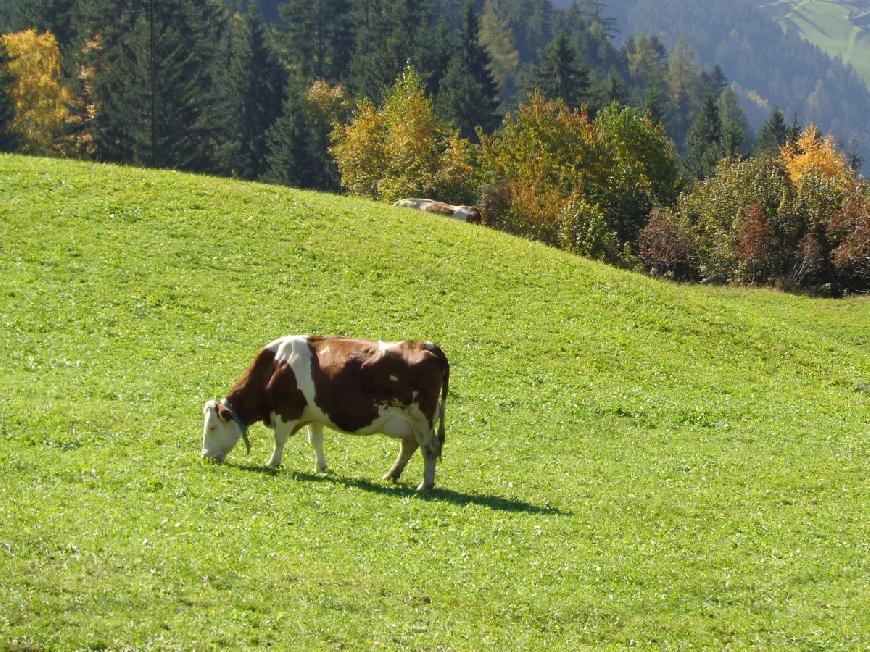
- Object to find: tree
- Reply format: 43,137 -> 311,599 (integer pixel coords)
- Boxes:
211,9 -> 285,179
83,0 -> 224,170
580,0 -> 617,37
479,0 -> 519,110
0,41 -> 17,151
436,0 -> 500,140
717,87 -> 750,157
665,36 -> 700,145
780,124 -> 851,187
528,32 -> 589,108
266,86 -> 322,189
0,29 -> 72,154
348,0 -> 434,102
755,106 -> 787,155
332,65 -> 477,202
682,94 -> 722,180
280,0 -> 354,82
267,79 -> 347,190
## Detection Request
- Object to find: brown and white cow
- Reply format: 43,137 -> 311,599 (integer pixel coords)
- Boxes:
393,198 -> 482,224
202,336 -> 450,491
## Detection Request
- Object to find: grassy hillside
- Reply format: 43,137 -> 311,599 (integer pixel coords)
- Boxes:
763,0 -> 870,87
1,154 -> 868,649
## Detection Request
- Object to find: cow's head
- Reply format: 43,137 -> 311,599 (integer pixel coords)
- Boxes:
201,399 -> 245,462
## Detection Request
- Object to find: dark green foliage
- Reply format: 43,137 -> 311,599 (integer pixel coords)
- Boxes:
83,0 -> 224,170
348,0 -> 435,102
436,1 -> 500,140
754,107 -> 787,155
211,9 -> 285,179
0,43 -> 17,152
280,0 -> 354,82
718,87 -> 751,157
682,95 -> 722,180
527,32 -> 589,107
626,0 -> 870,174
265,91 -> 322,189
6,0 -> 77,73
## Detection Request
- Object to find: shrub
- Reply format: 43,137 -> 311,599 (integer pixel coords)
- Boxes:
638,208 -> 695,279
828,183 -> 870,290
559,196 -> 621,265
478,95 -> 678,265
734,203 -> 780,283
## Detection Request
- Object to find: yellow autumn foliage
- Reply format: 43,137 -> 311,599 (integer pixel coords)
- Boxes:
1,29 -> 72,154
331,66 -> 478,203
780,124 -> 850,187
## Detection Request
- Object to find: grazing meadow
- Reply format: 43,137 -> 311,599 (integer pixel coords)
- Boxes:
0,154 -> 868,649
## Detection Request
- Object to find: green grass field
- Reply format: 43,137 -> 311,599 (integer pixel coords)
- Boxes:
764,0 -> 870,87
1,154 -> 868,649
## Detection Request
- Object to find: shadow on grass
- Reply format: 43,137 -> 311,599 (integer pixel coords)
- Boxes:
229,463 -> 568,515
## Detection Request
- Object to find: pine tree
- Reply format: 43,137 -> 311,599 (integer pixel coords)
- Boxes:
436,0 -> 500,140
479,1 -> 520,112
528,32 -> 589,108
84,0 -> 224,170
683,94 -> 722,179
717,87 -> 750,157
580,0 -> 617,37
280,0 -> 354,82
0,41 -> 17,151
212,8 -> 285,179
666,36 -> 700,146
348,0 -> 433,102
755,106 -> 787,155
786,113 -> 802,144
265,87 -> 323,189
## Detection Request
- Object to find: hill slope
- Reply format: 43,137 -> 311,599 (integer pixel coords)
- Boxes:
761,0 -> 870,88
1,155 -> 868,648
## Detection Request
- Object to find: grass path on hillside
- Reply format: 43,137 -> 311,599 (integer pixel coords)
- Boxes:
1,156 -> 868,649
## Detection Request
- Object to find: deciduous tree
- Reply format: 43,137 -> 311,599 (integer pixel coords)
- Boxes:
0,29 -> 72,154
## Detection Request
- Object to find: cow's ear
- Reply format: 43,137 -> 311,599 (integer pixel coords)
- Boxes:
216,403 -> 231,422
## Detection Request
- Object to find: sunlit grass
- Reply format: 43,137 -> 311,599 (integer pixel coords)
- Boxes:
1,154 -> 868,649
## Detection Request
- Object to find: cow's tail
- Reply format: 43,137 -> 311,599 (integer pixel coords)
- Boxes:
426,343 -> 450,460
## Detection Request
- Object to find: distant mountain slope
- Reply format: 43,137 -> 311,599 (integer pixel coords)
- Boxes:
622,0 -> 869,166
760,0 -> 870,88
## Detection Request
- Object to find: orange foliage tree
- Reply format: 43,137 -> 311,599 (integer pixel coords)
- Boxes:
780,125 -> 851,187
0,30 -> 72,154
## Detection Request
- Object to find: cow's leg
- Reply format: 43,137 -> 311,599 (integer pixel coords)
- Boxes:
266,418 -> 304,468
414,427 -> 440,492
382,435 -> 418,482
307,423 -> 327,473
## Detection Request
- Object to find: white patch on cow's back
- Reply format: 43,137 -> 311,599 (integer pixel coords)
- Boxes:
389,374 -> 399,382
378,340 -> 400,353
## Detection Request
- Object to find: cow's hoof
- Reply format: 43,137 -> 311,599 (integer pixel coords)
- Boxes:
382,472 -> 399,482
315,465 -> 328,474
416,482 -> 434,492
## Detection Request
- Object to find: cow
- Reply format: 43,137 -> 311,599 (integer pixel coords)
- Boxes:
202,336 -> 450,491
393,198 -> 482,224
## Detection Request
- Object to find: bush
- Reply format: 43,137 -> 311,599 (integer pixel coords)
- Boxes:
559,197 -> 621,264
828,184 -> 870,290
638,208 -> 695,279
734,203 -> 780,283
478,95 -> 678,265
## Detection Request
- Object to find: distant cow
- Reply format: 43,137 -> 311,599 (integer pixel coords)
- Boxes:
202,336 -> 450,491
393,198 -> 482,224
